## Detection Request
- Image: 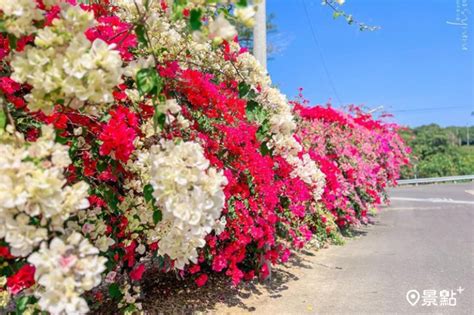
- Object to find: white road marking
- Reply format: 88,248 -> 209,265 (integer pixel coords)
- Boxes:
391,197 -> 474,205
465,190 -> 474,195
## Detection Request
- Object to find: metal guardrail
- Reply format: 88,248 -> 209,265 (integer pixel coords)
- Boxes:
397,175 -> 474,185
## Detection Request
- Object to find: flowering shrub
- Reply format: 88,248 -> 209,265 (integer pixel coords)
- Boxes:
0,0 -> 409,314
294,99 -> 410,229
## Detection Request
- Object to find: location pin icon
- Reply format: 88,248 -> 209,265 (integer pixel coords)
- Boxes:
406,290 -> 420,306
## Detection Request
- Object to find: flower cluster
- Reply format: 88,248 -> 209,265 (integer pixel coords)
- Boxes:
289,153 -> 326,201
0,125 -> 89,257
28,232 -> 106,314
149,140 -> 228,269
294,101 -> 410,227
99,106 -> 138,162
0,0 -> 43,36
10,3 -> 123,114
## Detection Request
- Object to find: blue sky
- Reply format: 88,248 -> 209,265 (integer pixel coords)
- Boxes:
266,0 -> 473,127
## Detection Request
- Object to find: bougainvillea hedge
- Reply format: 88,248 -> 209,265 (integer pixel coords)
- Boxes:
0,1 -> 410,314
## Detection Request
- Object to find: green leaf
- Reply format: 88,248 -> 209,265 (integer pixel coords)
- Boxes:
153,209 -> 162,224
0,20 -> 6,33
260,141 -> 272,156
333,11 -> 342,19
236,0 -> 248,8
96,160 -> 108,172
136,68 -> 162,96
246,100 -> 266,124
0,110 -> 6,130
69,138 -> 79,156
246,100 -> 259,117
189,9 -> 203,30
172,3 -> 185,21
16,296 -> 35,314
279,196 -> 290,209
55,135 -> 68,145
153,111 -> 166,130
217,7 -> 229,16
105,249 -> 120,270
8,34 -> 17,50
108,283 -> 123,300
124,305 -> 137,313
346,15 -> 354,25
238,82 -> 251,98
135,24 -> 148,46
256,123 -> 270,142
103,187 -> 119,212
143,184 -> 154,203
143,0 -> 151,10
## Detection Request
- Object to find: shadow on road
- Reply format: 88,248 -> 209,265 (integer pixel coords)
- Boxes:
139,226 -> 373,314
94,224 -> 374,314
135,248 -> 335,314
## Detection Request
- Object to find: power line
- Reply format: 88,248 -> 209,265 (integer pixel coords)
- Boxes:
390,106 -> 470,113
301,0 -> 343,105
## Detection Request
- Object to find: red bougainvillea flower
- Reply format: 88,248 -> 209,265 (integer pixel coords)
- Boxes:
130,264 -> 146,281
85,16 -> 137,61
99,106 -> 139,163
0,77 -> 21,95
0,246 -> 14,259
195,274 -> 208,287
7,264 -> 35,295
188,264 -> 201,274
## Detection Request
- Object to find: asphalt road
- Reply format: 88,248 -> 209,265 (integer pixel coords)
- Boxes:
215,182 -> 474,314
309,182 -> 474,314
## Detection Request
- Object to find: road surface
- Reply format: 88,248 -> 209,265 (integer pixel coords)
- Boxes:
215,182 -> 474,314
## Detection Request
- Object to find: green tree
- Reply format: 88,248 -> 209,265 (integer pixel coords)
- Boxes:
400,124 -> 474,178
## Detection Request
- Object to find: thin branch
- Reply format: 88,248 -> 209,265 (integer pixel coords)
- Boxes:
322,0 -> 380,32
1,95 -> 17,131
133,0 -> 160,66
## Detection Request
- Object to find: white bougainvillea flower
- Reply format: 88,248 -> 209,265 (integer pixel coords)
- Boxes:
0,0 -> 44,36
289,154 -> 326,201
235,6 -> 256,28
28,232 -> 106,315
208,14 -> 237,44
0,125 -> 89,256
10,3 -> 123,114
149,140 -> 228,269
